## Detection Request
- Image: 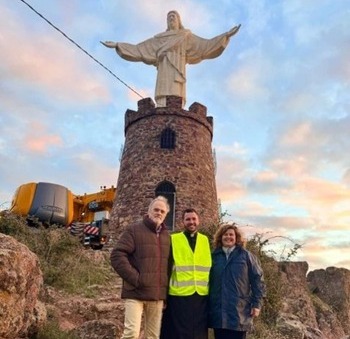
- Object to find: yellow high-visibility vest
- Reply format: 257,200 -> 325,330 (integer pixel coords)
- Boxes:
169,232 -> 212,296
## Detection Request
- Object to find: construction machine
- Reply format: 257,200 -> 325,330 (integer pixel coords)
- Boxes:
9,182 -> 116,249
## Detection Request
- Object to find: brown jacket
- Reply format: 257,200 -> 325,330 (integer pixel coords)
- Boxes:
111,216 -> 170,300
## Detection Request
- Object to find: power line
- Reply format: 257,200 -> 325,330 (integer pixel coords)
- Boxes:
19,0 -> 144,99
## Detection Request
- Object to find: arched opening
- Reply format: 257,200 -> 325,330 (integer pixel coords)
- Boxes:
155,181 -> 176,230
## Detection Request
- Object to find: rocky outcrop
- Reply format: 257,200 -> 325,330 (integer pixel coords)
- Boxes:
0,233 -> 46,339
278,262 -> 319,329
308,266 -> 350,335
277,262 -> 348,339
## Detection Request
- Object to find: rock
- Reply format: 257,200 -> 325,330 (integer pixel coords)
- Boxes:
0,233 -> 46,338
42,278 -> 124,333
278,261 -> 347,339
279,262 -> 319,329
72,319 -> 121,339
276,313 -> 308,339
308,266 -> 350,335
310,293 -> 346,339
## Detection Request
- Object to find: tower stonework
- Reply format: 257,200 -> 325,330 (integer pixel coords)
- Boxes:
110,95 -> 219,238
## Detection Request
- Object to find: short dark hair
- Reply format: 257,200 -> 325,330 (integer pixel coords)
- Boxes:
182,208 -> 198,220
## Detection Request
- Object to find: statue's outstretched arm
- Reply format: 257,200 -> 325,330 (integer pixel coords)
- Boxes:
100,41 -> 118,48
226,24 -> 241,38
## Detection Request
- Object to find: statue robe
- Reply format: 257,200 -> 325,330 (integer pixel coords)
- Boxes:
115,29 -> 231,107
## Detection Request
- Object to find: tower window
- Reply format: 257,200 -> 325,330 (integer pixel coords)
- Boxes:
160,128 -> 176,149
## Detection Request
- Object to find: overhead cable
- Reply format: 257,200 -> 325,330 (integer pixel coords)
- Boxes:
19,0 -> 144,99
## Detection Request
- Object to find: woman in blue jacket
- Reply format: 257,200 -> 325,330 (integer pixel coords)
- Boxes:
208,224 -> 265,339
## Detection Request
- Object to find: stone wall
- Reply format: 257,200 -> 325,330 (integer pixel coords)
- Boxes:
110,96 -> 219,239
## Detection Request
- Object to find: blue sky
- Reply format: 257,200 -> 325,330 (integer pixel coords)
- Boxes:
1,0 -> 349,271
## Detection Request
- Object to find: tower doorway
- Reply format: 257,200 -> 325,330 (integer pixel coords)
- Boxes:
156,181 -> 176,230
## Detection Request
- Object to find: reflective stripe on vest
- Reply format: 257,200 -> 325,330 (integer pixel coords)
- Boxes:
169,232 -> 212,296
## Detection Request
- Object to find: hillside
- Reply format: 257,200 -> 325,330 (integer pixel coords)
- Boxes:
0,213 -> 349,339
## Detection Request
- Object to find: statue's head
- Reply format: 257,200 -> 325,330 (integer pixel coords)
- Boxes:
167,11 -> 184,31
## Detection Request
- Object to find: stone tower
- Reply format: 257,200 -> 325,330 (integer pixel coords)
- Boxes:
110,95 -> 219,236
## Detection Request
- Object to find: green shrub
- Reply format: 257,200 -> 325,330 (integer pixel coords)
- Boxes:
33,320 -> 78,339
0,212 -> 113,295
246,236 -> 284,326
0,212 -> 32,240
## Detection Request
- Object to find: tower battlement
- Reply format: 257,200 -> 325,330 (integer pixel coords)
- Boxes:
125,96 -> 213,138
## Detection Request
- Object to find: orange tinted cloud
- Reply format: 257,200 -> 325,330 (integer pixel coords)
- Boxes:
21,122 -> 63,154
216,153 -> 249,201
1,6 -> 110,104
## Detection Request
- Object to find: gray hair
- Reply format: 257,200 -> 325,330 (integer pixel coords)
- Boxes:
148,195 -> 170,213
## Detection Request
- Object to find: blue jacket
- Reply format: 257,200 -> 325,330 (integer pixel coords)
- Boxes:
208,246 -> 265,331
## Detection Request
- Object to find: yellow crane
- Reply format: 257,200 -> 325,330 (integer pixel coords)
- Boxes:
9,182 -> 116,249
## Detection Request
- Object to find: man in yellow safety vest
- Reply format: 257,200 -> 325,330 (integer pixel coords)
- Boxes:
160,208 -> 212,339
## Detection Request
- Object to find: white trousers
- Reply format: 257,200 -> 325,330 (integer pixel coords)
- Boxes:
121,299 -> 164,339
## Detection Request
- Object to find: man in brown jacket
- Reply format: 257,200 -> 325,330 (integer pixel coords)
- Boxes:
111,196 -> 171,339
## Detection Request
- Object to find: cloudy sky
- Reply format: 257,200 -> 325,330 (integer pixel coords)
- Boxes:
1,0 -> 349,271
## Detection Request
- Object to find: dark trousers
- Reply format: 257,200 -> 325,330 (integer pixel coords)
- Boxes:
213,328 -> 247,339
160,293 -> 208,339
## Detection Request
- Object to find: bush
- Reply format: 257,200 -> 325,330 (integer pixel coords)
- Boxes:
0,212 -> 113,295
33,320 -> 78,339
246,236 -> 284,326
0,212 -> 32,241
